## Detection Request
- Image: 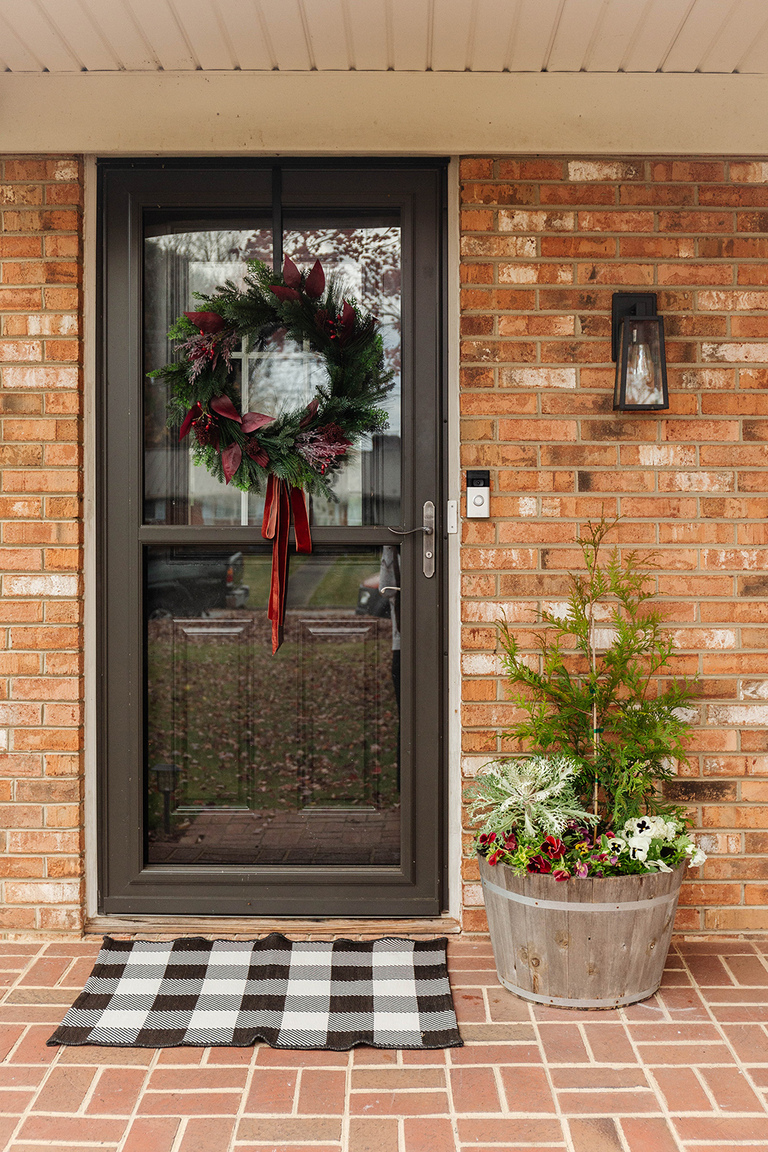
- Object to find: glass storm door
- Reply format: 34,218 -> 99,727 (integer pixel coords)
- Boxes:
98,161 -> 446,917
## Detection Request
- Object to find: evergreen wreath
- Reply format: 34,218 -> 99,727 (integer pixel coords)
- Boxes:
150,255 -> 395,500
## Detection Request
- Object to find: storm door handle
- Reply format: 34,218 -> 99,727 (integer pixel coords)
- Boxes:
386,500 -> 435,578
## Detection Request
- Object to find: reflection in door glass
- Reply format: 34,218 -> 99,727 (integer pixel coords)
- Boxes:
146,546 -> 401,866
144,224 -> 272,527
282,221 -> 402,527
143,218 -> 402,528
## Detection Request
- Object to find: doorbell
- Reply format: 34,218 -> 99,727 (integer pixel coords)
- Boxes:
466,469 -> 490,518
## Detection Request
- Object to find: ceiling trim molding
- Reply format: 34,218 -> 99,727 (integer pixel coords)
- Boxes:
1,70 -> 767,155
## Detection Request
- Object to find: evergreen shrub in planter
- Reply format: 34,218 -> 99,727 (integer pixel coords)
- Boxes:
468,521 -> 705,1008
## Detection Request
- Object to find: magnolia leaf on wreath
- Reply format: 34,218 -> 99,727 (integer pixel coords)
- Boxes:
148,256 -> 395,501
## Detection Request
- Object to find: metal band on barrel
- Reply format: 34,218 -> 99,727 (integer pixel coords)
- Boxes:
481,875 -> 679,913
496,972 -> 661,1008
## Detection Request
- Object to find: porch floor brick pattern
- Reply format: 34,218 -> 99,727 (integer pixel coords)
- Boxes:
1,936 -> 768,1151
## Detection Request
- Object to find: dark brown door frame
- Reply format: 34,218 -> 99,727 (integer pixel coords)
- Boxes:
97,158 -> 448,917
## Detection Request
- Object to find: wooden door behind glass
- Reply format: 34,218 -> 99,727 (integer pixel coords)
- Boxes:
99,163 -> 445,916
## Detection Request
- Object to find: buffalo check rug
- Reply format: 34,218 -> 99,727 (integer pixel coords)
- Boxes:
47,934 -> 463,1050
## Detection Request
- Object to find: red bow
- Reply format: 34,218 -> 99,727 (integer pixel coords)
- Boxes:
261,475 -> 312,654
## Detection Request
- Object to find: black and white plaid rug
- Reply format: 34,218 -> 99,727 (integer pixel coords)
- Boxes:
47,934 -> 462,1050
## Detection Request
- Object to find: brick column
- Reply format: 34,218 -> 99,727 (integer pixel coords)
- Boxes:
0,157 -> 84,935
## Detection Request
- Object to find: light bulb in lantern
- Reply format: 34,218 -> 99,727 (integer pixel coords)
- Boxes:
624,327 -> 657,405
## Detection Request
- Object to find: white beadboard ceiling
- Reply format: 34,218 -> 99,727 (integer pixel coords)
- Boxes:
1,0 -> 768,75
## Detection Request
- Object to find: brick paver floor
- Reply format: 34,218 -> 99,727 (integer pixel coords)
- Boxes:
0,936 -> 767,1151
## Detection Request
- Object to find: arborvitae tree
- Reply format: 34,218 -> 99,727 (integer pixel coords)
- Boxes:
497,519 -> 697,830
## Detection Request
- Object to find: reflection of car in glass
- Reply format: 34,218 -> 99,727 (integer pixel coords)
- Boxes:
146,550 -> 249,617
355,572 -> 392,619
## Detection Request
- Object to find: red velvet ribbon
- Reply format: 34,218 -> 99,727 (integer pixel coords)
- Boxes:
261,475 -> 312,654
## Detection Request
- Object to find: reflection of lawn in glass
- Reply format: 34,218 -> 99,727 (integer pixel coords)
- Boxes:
241,555 -> 306,606
147,619 -> 399,842
240,554 -> 380,610
308,557 -> 380,608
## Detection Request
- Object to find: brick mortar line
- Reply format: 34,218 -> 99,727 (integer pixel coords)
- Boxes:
340,1046 -> 352,1152
78,1057 -> 109,1117
525,1001 -> 573,1152
613,982 -> 688,1152
438,1024 -> 462,1152
113,1045 -> 161,1152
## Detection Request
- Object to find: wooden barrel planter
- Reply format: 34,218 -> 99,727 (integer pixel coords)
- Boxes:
479,854 -> 685,1009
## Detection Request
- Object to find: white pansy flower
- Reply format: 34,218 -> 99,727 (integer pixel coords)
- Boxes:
624,815 -> 681,843
648,816 -> 678,840
684,843 -> 707,867
624,817 -> 654,837
648,859 -> 673,872
626,834 -> 651,861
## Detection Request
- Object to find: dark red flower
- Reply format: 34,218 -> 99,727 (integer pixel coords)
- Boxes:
527,854 -> 552,874
245,439 -> 269,468
503,831 -> 517,851
488,851 -> 502,866
193,416 -> 219,451
184,311 -> 225,334
553,869 -> 570,882
542,835 -> 567,860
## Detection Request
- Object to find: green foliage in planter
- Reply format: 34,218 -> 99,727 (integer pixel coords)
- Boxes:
498,519 -> 697,830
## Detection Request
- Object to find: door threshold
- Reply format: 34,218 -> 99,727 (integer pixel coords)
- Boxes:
86,914 -> 461,939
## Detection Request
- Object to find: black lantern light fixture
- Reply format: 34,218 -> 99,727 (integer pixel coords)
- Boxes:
612,292 -> 669,411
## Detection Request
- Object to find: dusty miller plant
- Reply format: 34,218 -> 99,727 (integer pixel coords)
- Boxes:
498,519 -> 697,830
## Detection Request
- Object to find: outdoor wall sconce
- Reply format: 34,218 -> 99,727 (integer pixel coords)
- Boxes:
612,292 -> 669,411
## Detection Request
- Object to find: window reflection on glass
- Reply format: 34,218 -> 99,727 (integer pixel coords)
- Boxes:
143,217 -> 402,528
144,223 -> 272,526
283,221 -> 402,528
146,546 -> 401,866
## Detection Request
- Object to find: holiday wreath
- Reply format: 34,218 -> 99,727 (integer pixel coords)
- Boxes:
150,256 -> 394,653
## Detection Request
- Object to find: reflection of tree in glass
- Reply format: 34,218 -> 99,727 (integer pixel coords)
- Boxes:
285,227 -> 402,376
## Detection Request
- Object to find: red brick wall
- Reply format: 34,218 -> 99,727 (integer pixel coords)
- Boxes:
459,157 -> 768,935
2,152 -> 768,937
0,157 -> 83,935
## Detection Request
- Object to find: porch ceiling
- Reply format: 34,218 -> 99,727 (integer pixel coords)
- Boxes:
2,0 -> 768,76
